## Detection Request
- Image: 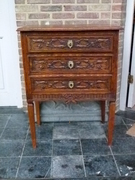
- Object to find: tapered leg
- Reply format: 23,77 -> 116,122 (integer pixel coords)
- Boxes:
108,101 -> 115,146
28,102 -> 36,148
35,101 -> 41,126
101,101 -> 105,123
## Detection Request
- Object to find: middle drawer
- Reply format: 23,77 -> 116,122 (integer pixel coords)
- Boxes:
28,54 -> 112,74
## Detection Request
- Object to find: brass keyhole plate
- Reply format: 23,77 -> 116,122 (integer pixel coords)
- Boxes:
67,40 -> 73,49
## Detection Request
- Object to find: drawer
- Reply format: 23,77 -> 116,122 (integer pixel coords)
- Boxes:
31,76 -> 112,94
28,54 -> 112,74
27,34 -> 113,53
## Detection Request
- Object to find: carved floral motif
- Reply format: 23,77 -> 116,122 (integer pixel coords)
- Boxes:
30,58 -> 111,72
32,79 -> 110,90
29,37 -> 111,51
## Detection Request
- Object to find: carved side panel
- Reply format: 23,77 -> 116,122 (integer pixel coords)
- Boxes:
28,36 -> 112,52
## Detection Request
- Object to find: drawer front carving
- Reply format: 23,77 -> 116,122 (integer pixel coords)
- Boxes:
32,93 -> 115,102
31,77 -> 111,93
27,35 -> 113,52
29,55 -> 112,74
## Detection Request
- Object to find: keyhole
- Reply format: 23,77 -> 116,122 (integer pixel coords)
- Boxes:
68,61 -> 74,69
69,81 -> 74,88
67,40 -> 73,48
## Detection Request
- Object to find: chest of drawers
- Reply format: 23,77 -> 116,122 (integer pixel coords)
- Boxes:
18,25 -> 120,148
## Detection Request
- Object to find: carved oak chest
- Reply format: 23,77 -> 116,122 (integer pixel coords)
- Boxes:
18,25 -> 120,148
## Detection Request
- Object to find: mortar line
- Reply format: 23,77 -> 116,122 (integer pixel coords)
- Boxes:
0,115 -> 11,139
79,138 -> 87,177
51,122 -> 54,177
15,126 -> 29,179
109,146 -> 121,176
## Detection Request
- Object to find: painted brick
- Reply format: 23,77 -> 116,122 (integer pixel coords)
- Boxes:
65,20 -> 87,24
118,68 -> 122,74
28,13 -> 50,19
17,34 -> 21,41
64,5 -> 87,11
19,63 -> 23,68
22,95 -> 26,99
16,13 -> 26,20
52,0 -> 75,3
18,42 -> 21,48
112,5 -> 123,11
17,20 -> 39,26
119,40 -> 124,47
112,13 -> 122,19
101,0 -> 111,2
89,5 -> 111,11
15,5 -> 38,12
52,13 -> 75,19
88,20 -> 110,25
113,0 -> 123,3
20,69 -> 25,74
19,57 -> 22,63
40,21 -> 63,25
77,0 -> 99,3
19,49 -> 22,55
41,5 -> 62,12
22,100 -> 27,106
121,19 -> 126,26
15,0 -> 25,4
77,12 -> 99,19
21,75 -> 24,81
27,0 -> 50,3
101,12 -> 110,19
111,20 -> 121,26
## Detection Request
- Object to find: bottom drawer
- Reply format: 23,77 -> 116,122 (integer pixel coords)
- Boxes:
31,76 -> 111,93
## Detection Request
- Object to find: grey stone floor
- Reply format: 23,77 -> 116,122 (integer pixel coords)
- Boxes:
0,106 -> 135,180
40,101 -> 106,122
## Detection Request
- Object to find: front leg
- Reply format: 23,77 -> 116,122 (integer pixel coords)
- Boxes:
108,101 -> 115,146
35,101 -> 41,126
28,102 -> 36,148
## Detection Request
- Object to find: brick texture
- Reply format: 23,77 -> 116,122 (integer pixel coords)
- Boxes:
77,0 -> 99,3
101,12 -> 110,19
15,5 -> 39,12
52,13 -> 75,19
64,5 -> 87,11
88,4 -> 111,11
101,0 -> 111,2
77,12 -> 99,19
28,13 -> 50,19
15,0 -> 25,4
52,0 -> 75,3
15,0 -> 127,111
41,5 -> 62,12
27,0 -> 50,4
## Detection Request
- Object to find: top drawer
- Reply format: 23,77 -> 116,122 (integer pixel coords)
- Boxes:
26,33 -> 114,53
